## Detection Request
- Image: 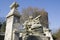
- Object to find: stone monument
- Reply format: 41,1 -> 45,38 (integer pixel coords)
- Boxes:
4,2 -> 20,40
4,2 -> 53,40
20,15 -> 53,40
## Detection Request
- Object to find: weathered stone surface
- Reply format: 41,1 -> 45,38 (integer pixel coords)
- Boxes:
4,2 -> 53,40
4,2 -> 20,40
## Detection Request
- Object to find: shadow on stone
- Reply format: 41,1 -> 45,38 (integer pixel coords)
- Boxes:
27,35 -> 41,40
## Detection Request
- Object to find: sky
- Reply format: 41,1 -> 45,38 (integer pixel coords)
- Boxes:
0,0 -> 60,32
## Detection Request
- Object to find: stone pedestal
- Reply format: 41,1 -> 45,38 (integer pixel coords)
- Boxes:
4,2 -> 20,40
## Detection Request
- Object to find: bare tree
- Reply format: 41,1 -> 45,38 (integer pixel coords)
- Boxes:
20,7 -> 48,28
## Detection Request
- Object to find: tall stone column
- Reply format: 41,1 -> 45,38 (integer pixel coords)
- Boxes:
4,2 -> 20,40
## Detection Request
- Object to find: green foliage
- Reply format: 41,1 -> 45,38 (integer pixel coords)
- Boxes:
53,29 -> 60,40
0,22 -> 2,27
1,21 -> 6,32
0,22 -> 2,32
55,29 -> 60,38
52,35 -> 56,40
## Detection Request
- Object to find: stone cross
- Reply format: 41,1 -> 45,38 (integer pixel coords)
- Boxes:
10,2 -> 19,9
